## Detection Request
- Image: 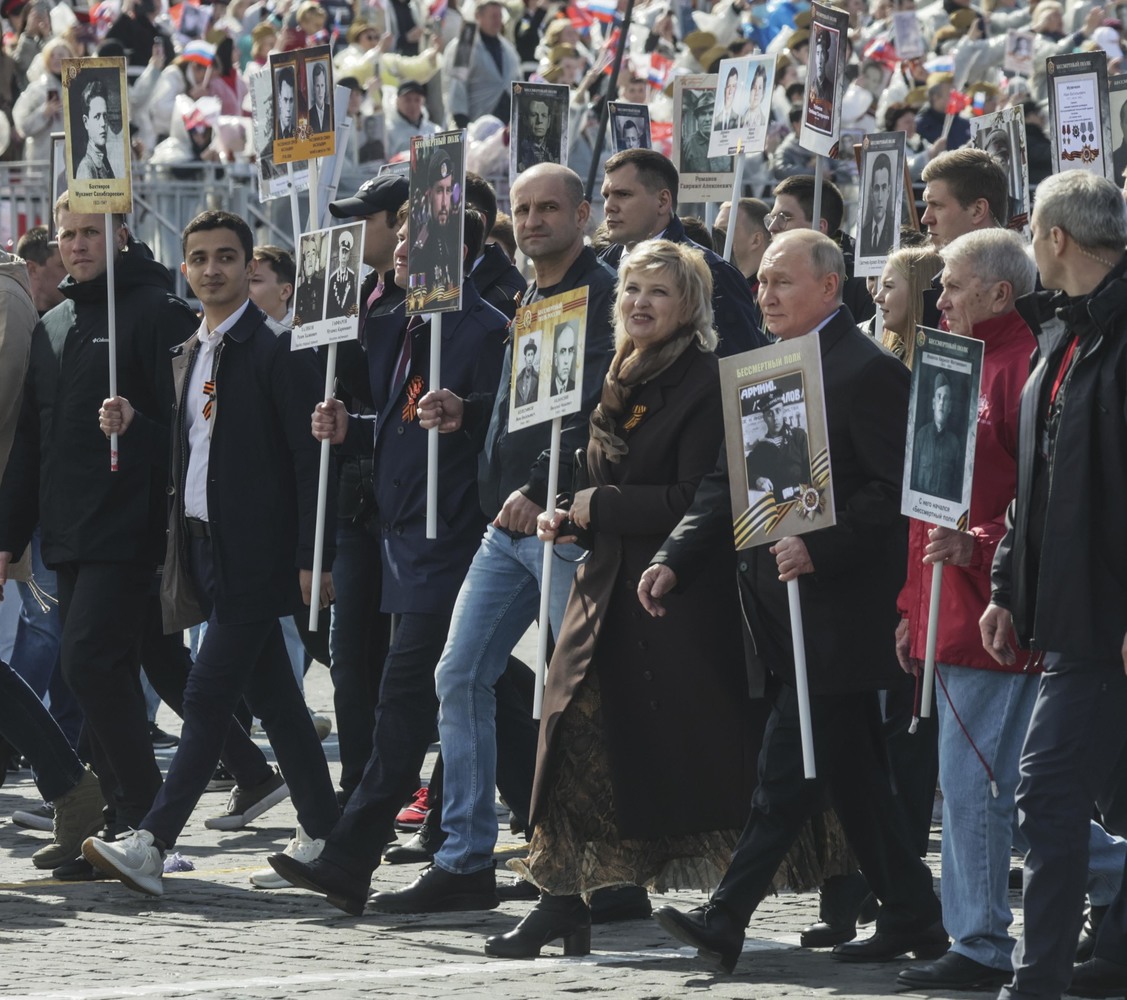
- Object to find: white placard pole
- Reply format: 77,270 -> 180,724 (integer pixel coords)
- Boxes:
722,144 -> 746,264
105,215 -> 119,472
308,158 -> 321,231
920,561 -> 942,718
873,299 -> 884,341
425,313 -> 443,539
533,415 -> 563,720
812,162 -> 825,236
325,122 -> 351,211
787,577 -> 816,779
307,340 -> 336,631
287,162 -> 301,251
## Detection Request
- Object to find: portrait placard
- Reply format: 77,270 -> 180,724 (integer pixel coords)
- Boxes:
270,45 -> 336,165
708,55 -> 776,157
855,130 -> 906,277
176,2 -> 212,44
901,326 -> 984,528
1109,74 -> 1127,185
1047,50 -> 1113,180
291,221 -> 366,349
509,81 -> 569,184
672,74 -> 735,201
892,11 -> 925,60
608,102 -> 652,152
720,333 -> 835,550
249,70 -> 309,202
61,57 -> 132,214
1004,29 -> 1035,78
800,3 -> 849,157
507,286 -> 588,433
970,105 -> 1030,235
406,129 -> 466,316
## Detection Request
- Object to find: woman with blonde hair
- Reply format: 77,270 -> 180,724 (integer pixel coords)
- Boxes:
873,245 -> 944,367
483,239 -> 761,960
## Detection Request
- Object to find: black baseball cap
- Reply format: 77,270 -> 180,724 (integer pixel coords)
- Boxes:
329,173 -> 409,219
397,80 -> 427,97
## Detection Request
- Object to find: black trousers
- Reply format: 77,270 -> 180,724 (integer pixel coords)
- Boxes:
138,593 -> 274,790
142,537 -> 339,848
713,684 -> 941,931
56,560 -> 161,830
1001,657 -> 1127,1000
321,609 -> 452,877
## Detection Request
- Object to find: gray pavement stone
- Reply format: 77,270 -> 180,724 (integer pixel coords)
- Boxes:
0,657 -> 1022,999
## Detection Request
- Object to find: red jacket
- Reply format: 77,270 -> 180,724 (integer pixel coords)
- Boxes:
897,309 -> 1039,673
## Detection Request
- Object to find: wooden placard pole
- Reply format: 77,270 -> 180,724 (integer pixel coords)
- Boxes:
425,313 -> 443,539
105,215 -> 119,472
533,415 -> 563,720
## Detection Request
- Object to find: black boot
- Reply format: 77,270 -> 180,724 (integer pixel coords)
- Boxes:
484,893 -> 591,959
800,871 -> 877,948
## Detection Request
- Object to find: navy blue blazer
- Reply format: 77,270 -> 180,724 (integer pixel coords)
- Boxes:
358,280 -> 507,615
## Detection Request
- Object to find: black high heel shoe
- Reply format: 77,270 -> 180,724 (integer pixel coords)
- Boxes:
484,893 -> 592,959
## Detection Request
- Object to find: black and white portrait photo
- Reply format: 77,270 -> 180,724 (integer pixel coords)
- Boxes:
515,333 -> 540,407
324,225 -> 360,320
741,374 -> 812,503
274,61 -> 298,140
549,320 -> 577,396
306,57 -> 333,136
510,82 -> 568,182
609,102 -> 651,153
859,150 -> 896,256
63,57 -> 132,213
294,233 -> 326,326
909,367 -> 968,503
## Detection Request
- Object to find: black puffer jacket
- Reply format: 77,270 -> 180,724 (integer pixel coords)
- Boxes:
993,259 -> 1127,660
0,240 -> 198,567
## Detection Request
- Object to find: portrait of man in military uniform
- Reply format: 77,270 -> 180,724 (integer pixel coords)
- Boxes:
325,227 -> 358,320
745,391 -> 811,501
515,335 -> 539,407
294,235 -> 325,325
910,369 -> 965,501
410,146 -> 461,298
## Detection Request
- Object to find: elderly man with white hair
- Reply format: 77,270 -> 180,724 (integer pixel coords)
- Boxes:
980,172 -> 1127,1000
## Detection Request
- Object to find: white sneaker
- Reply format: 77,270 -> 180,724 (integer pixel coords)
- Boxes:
81,829 -> 164,897
249,827 -> 325,889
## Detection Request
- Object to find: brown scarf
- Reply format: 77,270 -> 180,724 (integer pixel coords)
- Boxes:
588,327 -> 697,468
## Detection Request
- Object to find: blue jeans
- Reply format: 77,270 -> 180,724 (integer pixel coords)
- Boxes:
10,529 -> 80,747
0,657 -> 84,802
433,527 -> 583,875
936,663 -> 1040,970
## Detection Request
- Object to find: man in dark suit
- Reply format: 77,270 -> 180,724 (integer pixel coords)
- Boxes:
266,210 -> 508,914
275,64 -> 296,140
82,211 -> 339,895
859,152 -> 895,257
549,322 -> 576,395
642,230 -> 945,973
308,60 -> 331,135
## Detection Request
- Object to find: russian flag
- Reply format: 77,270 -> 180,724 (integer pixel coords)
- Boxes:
566,4 -> 594,30
428,0 -> 448,20
648,52 -> 672,88
582,0 -> 618,25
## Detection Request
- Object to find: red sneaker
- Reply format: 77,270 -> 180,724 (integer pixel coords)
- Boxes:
395,787 -> 429,831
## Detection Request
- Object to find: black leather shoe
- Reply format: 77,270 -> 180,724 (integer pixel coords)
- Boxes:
800,920 -> 858,948
590,884 -> 652,924
368,862 -> 499,913
384,830 -> 444,865
653,902 -> 745,974
484,894 -> 591,958
497,874 -> 540,902
52,856 -> 110,881
1077,905 -> 1109,963
800,872 -> 878,948
266,855 -> 369,916
897,951 -> 1011,989
832,921 -> 949,963
1069,957 -> 1127,998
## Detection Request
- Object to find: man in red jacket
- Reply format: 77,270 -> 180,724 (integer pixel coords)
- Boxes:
893,229 -> 1126,992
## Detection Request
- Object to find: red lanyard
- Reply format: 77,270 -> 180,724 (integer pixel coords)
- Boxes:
1048,335 -> 1079,412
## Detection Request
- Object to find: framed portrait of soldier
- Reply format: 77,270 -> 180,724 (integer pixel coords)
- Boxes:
970,105 -> 1030,234
176,2 -> 211,44
507,285 -> 588,433
855,130 -> 906,277
1004,29 -> 1035,78
800,3 -> 849,157
407,129 -> 466,316
672,74 -> 735,202
608,102 -> 652,153
1046,50 -> 1113,180
61,57 -> 131,214
509,81 -> 569,184
892,10 -> 925,60
901,326 -> 984,527
719,333 -> 835,550
249,70 -> 309,202
270,45 -> 336,164
291,222 -> 366,349
1110,75 -> 1127,186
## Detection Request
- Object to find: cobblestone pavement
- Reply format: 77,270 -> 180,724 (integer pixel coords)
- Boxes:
0,658 -> 1015,1000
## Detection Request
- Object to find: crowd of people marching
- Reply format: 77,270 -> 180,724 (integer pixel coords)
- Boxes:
1,1 -> 1127,999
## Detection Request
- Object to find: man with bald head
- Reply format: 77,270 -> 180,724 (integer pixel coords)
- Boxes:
642,230 -> 945,974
